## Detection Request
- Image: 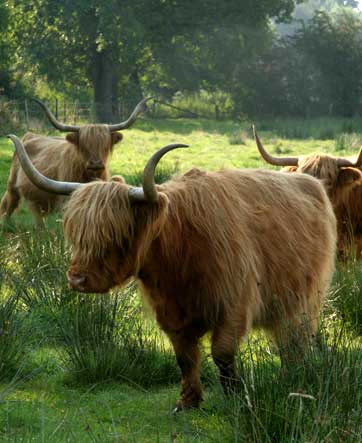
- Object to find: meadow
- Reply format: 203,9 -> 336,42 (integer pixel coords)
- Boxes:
1,117 -> 362,442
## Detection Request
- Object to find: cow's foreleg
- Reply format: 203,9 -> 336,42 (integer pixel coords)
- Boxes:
168,331 -> 202,411
0,188 -> 21,221
0,160 -> 21,221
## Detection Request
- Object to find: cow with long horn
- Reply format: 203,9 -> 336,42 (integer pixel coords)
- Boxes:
253,125 -> 362,257
0,97 -> 152,225
8,134 -> 337,410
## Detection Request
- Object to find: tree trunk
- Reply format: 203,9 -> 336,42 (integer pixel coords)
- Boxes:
92,48 -> 114,123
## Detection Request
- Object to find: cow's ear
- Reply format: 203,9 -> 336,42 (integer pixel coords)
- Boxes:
110,175 -> 125,183
282,166 -> 298,173
66,133 -> 79,146
111,132 -> 123,146
337,167 -> 362,187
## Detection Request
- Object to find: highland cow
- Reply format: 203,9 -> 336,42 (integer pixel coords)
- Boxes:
9,134 -> 337,410
0,98 -> 151,225
253,126 -> 362,258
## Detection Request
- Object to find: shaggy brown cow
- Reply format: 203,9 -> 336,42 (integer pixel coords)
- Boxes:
253,126 -> 362,257
0,98 -> 151,225
9,134 -> 337,410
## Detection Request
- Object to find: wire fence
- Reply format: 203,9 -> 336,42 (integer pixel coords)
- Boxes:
0,97 -> 219,135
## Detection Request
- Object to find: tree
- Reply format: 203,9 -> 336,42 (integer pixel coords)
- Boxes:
298,9 -> 362,116
9,0 -> 302,121
246,7 -> 362,118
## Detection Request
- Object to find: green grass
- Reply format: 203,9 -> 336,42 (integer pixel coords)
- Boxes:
1,117 -> 362,441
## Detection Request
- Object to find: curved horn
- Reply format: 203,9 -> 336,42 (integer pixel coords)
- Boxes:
108,97 -> 154,132
128,143 -> 189,203
33,99 -> 80,132
253,125 -> 299,167
7,135 -> 82,195
337,148 -> 362,167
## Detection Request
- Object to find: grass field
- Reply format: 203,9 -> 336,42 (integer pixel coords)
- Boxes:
1,118 -> 362,442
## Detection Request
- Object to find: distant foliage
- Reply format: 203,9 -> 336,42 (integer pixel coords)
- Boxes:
258,116 -> 362,139
0,100 -> 25,136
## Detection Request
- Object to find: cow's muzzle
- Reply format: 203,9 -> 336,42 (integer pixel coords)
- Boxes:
67,270 -> 88,291
87,161 -> 105,174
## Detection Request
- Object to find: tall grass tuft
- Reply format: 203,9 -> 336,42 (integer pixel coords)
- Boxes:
228,129 -> 249,145
207,328 -> 362,442
331,259 -> 362,335
8,226 -> 73,310
0,295 -> 26,381
57,285 -> 179,387
335,132 -> 362,152
122,162 -> 180,187
0,238 -> 28,380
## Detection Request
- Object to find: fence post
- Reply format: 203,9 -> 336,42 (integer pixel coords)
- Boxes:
73,101 -> 78,125
64,101 -> 67,123
55,98 -> 58,119
24,100 -> 30,130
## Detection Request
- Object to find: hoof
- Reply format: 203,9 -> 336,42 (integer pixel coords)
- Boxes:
172,399 -> 200,414
172,406 -> 183,414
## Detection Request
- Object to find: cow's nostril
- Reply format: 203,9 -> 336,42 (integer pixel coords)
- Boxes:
88,161 -> 104,172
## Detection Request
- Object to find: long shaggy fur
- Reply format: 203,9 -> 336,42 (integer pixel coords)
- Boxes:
64,167 -> 337,408
283,154 -> 362,257
0,126 -> 121,224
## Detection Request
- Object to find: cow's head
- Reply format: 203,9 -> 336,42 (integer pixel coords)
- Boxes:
253,126 -> 362,207
34,97 -> 152,180
8,134 -> 187,293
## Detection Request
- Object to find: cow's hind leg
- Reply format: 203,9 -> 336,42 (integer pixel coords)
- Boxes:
272,310 -> 320,367
168,331 -> 203,411
26,202 -> 45,227
211,319 -> 247,393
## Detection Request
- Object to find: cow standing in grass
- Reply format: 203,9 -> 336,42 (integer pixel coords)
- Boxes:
9,135 -> 337,410
253,126 -> 362,258
0,98 -> 151,225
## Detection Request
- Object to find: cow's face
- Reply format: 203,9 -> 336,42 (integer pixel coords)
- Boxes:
64,181 -> 135,293
67,246 -> 133,293
66,125 -> 123,180
284,154 -> 362,206
63,180 -> 169,294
